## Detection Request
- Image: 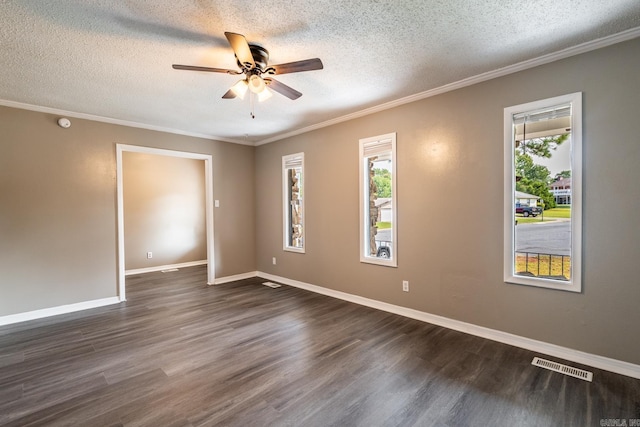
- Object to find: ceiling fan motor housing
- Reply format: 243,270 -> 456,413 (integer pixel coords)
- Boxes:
236,44 -> 270,71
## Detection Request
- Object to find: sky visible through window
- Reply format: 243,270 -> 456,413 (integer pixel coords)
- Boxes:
532,137 -> 570,176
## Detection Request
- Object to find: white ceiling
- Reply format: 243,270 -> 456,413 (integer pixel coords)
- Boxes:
1,1 -> 639,145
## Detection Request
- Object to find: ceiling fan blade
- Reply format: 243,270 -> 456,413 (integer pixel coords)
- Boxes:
264,78 -> 302,100
172,64 -> 239,74
222,89 -> 237,99
271,58 -> 323,75
224,32 -> 255,68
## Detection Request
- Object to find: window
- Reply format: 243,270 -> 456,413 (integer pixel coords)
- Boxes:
504,93 -> 582,292
283,153 -> 305,252
359,133 -> 397,267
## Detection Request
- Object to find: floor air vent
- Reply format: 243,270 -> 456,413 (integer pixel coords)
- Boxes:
262,282 -> 282,288
161,268 -> 179,273
531,357 -> 593,382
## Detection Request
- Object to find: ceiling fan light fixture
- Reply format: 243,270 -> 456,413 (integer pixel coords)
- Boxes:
230,79 -> 248,99
248,74 -> 266,94
258,88 -> 273,102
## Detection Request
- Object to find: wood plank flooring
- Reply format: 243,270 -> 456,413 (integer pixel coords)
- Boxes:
1,265 -> 639,426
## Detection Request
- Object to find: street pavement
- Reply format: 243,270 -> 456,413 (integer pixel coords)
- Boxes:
515,220 -> 571,256
375,228 -> 391,242
374,221 -> 570,257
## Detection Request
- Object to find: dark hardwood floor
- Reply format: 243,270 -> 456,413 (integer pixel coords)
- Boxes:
1,265 -> 639,426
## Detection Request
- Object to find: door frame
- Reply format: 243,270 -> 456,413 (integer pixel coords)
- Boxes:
116,144 -> 215,300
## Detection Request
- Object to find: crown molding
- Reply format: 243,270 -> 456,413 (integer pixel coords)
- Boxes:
0,99 -> 250,146
256,26 -> 640,146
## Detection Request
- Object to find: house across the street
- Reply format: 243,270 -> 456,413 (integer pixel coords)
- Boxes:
550,177 -> 572,204
515,190 -> 541,207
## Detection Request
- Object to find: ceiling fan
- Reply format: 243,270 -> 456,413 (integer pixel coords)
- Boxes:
172,32 -> 323,103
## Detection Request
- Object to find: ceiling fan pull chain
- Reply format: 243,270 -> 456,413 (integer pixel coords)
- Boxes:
250,92 -> 255,119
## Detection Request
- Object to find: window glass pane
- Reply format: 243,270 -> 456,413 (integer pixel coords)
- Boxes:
287,166 -> 303,248
513,104 -> 571,281
365,155 -> 393,259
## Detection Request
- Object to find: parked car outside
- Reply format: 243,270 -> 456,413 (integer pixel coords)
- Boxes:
376,240 -> 391,258
515,202 -> 542,217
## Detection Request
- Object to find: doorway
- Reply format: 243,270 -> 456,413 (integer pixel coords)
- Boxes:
116,144 -> 215,300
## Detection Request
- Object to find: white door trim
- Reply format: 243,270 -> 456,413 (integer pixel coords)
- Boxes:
116,144 -> 215,301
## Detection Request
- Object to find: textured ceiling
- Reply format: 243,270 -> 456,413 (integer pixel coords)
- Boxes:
1,1 -> 640,144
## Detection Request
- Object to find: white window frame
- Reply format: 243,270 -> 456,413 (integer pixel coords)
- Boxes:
283,152 -> 305,253
359,133 -> 397,267
503,92 -> 582,292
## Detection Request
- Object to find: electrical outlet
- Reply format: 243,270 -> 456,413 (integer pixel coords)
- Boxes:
402,280 -> 409,292
147,252 -> 153,259
272,257 -> 276,265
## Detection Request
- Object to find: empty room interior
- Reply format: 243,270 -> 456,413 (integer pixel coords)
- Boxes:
1,1 -> 640,425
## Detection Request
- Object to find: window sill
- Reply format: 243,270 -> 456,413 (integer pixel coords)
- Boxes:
360,257 -> 397,268
284,247 -> 305,254
504,274 -> 581,293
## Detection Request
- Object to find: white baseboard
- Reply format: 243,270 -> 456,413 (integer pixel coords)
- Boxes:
213,271 -> 258,285
125,260 -> 207,276
257,271 -> 640,380
0,297 -> 122,327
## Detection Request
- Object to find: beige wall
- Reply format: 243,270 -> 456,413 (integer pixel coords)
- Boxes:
123,152 -> 206,270
255,38 -> 640,365
0,106 -> 256,316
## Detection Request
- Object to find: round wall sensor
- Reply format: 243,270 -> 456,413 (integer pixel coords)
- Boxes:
57,118 -> 71,128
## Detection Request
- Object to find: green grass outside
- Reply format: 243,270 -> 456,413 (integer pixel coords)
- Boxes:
514,205 -> 571,223
516,217 -> 554,224
514,205 -> 571,222
543,207 -> 572,218
376,222 -> 392,229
